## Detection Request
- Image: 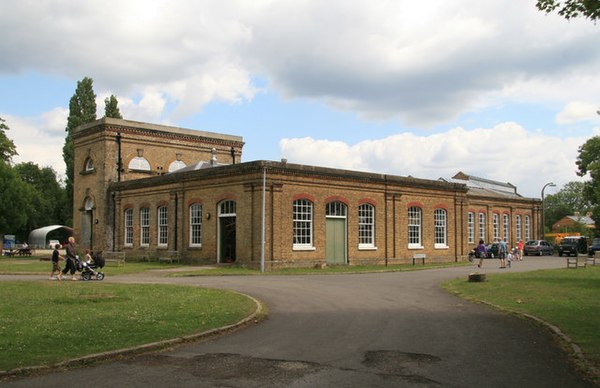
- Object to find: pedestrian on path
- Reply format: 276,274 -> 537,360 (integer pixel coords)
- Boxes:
49,243 -> 63,280
61,236 -> 78,281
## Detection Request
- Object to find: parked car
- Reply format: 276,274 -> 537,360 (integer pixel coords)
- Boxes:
523,240 -> 554,256
588,237 -> 600,257
558,236 -> 587,257
485,243 -> 499,258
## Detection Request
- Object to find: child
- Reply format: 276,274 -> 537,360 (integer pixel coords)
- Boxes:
50,243 -> 64,280
85,248 -> 93,264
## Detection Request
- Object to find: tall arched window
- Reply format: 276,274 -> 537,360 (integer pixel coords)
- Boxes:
189,204 -> 202,247
467,212 -> 475,244
516,215 -> 522,241
479,212 -> 486,241
493,213 -> 500,240
124,208 -> 133,247
408,206 -> 422,248
525,215 -> 531,240
140,207 -> 150,246
158,206 -> 168,247
358,203 -> 375,249
503,214 -> 510,243
293,199 -> 313,249
434,208 -> 447,248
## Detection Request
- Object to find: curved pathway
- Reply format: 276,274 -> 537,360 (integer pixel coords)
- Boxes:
1,257 -> 595,387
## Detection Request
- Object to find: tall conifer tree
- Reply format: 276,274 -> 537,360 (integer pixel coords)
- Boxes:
63,77 -> 97,223
104,95 -> 123,119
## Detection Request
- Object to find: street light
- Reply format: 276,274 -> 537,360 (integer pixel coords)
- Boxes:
541,182 -> 556,240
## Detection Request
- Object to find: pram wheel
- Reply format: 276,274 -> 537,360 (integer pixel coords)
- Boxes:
81,272 -> 91,281
96,272 -> 105,281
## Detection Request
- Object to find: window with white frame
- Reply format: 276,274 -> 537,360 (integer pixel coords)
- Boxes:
434,208 -> 447,248
219,200 -> 236,216
293,199 -> 313,249
408,206 -> 422,248
358,203 -> 375,248
503,214 -> 509,243
190,204 -> 202,247
84,157 -> 95,172
124,208 -> 133,246
468,212 -> 475,244
479,212 -> 486,241
326,201 -> 347,217
493,213 -> 499,240
525,215 -> 531,240
516,215 -> 522,241
140,207 -> 150,246
158,206 -> 168,247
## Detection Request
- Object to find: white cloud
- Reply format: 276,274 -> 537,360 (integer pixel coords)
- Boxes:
280,122 -> 587,198
3,110 -> 68,178
1,1 -> 598,126
556,101 -> 600,125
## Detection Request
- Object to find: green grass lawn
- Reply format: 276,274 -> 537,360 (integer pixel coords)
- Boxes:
0,281 -> 257,372
444,266 -> 600,375
0,256 -> 177,276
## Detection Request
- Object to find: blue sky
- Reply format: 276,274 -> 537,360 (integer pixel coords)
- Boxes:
1,1 -> 599,198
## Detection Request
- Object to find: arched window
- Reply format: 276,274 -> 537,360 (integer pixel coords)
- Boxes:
467,212 -> 475,244
158,206 -> 168,247
293,199 -> 313,249
493,213 -> 500,240
140,207 -> 150,246
84,157 -> 95,172
326,201 -> 347,217
503,214 -> 510,243
479,212 -> 486,241
358,203 -> 375,249
168,160 -> 186,172
434,208 -> 447,248
219,200 -> 236,216
525,215 -> 531,240
408,206 -> 422,248
189,204 -> 202,247
124,208 -> 133,247
128,156 -> 151,171
516,215 -> 522,241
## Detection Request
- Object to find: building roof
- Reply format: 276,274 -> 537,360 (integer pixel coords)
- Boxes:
440,171 -> 522,199
565,215 -> 595,225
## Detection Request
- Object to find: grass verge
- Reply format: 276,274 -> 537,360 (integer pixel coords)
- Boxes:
0,281 -> 257,372
443,266 -> 600,380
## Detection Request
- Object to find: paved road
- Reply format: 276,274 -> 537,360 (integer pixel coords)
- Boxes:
1,257 -> 595,387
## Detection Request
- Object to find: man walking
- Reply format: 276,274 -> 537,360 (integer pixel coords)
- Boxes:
499,238 -> 508,268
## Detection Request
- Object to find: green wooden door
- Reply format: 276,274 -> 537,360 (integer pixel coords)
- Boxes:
326,218 -> 346,264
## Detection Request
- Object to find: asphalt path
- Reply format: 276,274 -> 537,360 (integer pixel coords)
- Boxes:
1,256 -> 596,387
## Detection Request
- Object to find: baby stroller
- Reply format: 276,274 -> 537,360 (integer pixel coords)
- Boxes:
81,251 -> 105,281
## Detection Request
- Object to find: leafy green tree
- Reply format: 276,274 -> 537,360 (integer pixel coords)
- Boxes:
544,181 -> 591,229
14,162 -> 69,236
63,77 -> 97,223
576,136 -> 600,234
536,0 -> 600,21
0,117 -> 18,163
0,161 -> 31,239
104,95 -> 123,119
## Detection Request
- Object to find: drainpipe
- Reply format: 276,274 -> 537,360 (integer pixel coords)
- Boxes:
116,133 -> 122,182
231,147 -> 236,164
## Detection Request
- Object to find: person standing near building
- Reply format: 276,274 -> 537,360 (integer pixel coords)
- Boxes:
517,240 -> 524,261
476,239 -> 487,269
499,238 -> 508,268
61,237 -> 78,281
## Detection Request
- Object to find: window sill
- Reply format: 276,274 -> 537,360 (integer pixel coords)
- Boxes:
293,245 -> 316,251
434,244 -> 449,250
408,245 -> 424,250
358,245 -> 377,251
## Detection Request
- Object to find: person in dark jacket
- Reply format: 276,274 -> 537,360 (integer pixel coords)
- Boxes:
61,236 -> 78,281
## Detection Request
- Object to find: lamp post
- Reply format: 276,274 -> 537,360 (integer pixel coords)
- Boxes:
541,182 -> 556,240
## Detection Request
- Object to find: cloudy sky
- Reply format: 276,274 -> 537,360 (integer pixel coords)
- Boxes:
1,1 -> 599,198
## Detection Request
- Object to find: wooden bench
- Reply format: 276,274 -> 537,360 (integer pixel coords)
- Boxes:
158,251 -> 180,264
412,253 -> 426,265
104,251 -> 126,266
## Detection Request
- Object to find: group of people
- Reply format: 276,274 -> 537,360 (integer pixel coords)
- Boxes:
475,238 -> 524,269
49,236 -> 93,281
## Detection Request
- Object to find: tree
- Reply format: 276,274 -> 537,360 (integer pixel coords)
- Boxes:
536,0 -> 600,21
14,162 -> 69,233
0,117 -> 18,163
544,181 -> 591,229
63,77 -> 97,223
576,136 -> 600,234
0,161 -> 31,239
104,95 -> 123,119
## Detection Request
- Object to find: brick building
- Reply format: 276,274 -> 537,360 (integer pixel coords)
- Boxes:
73,118 -> 540,268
